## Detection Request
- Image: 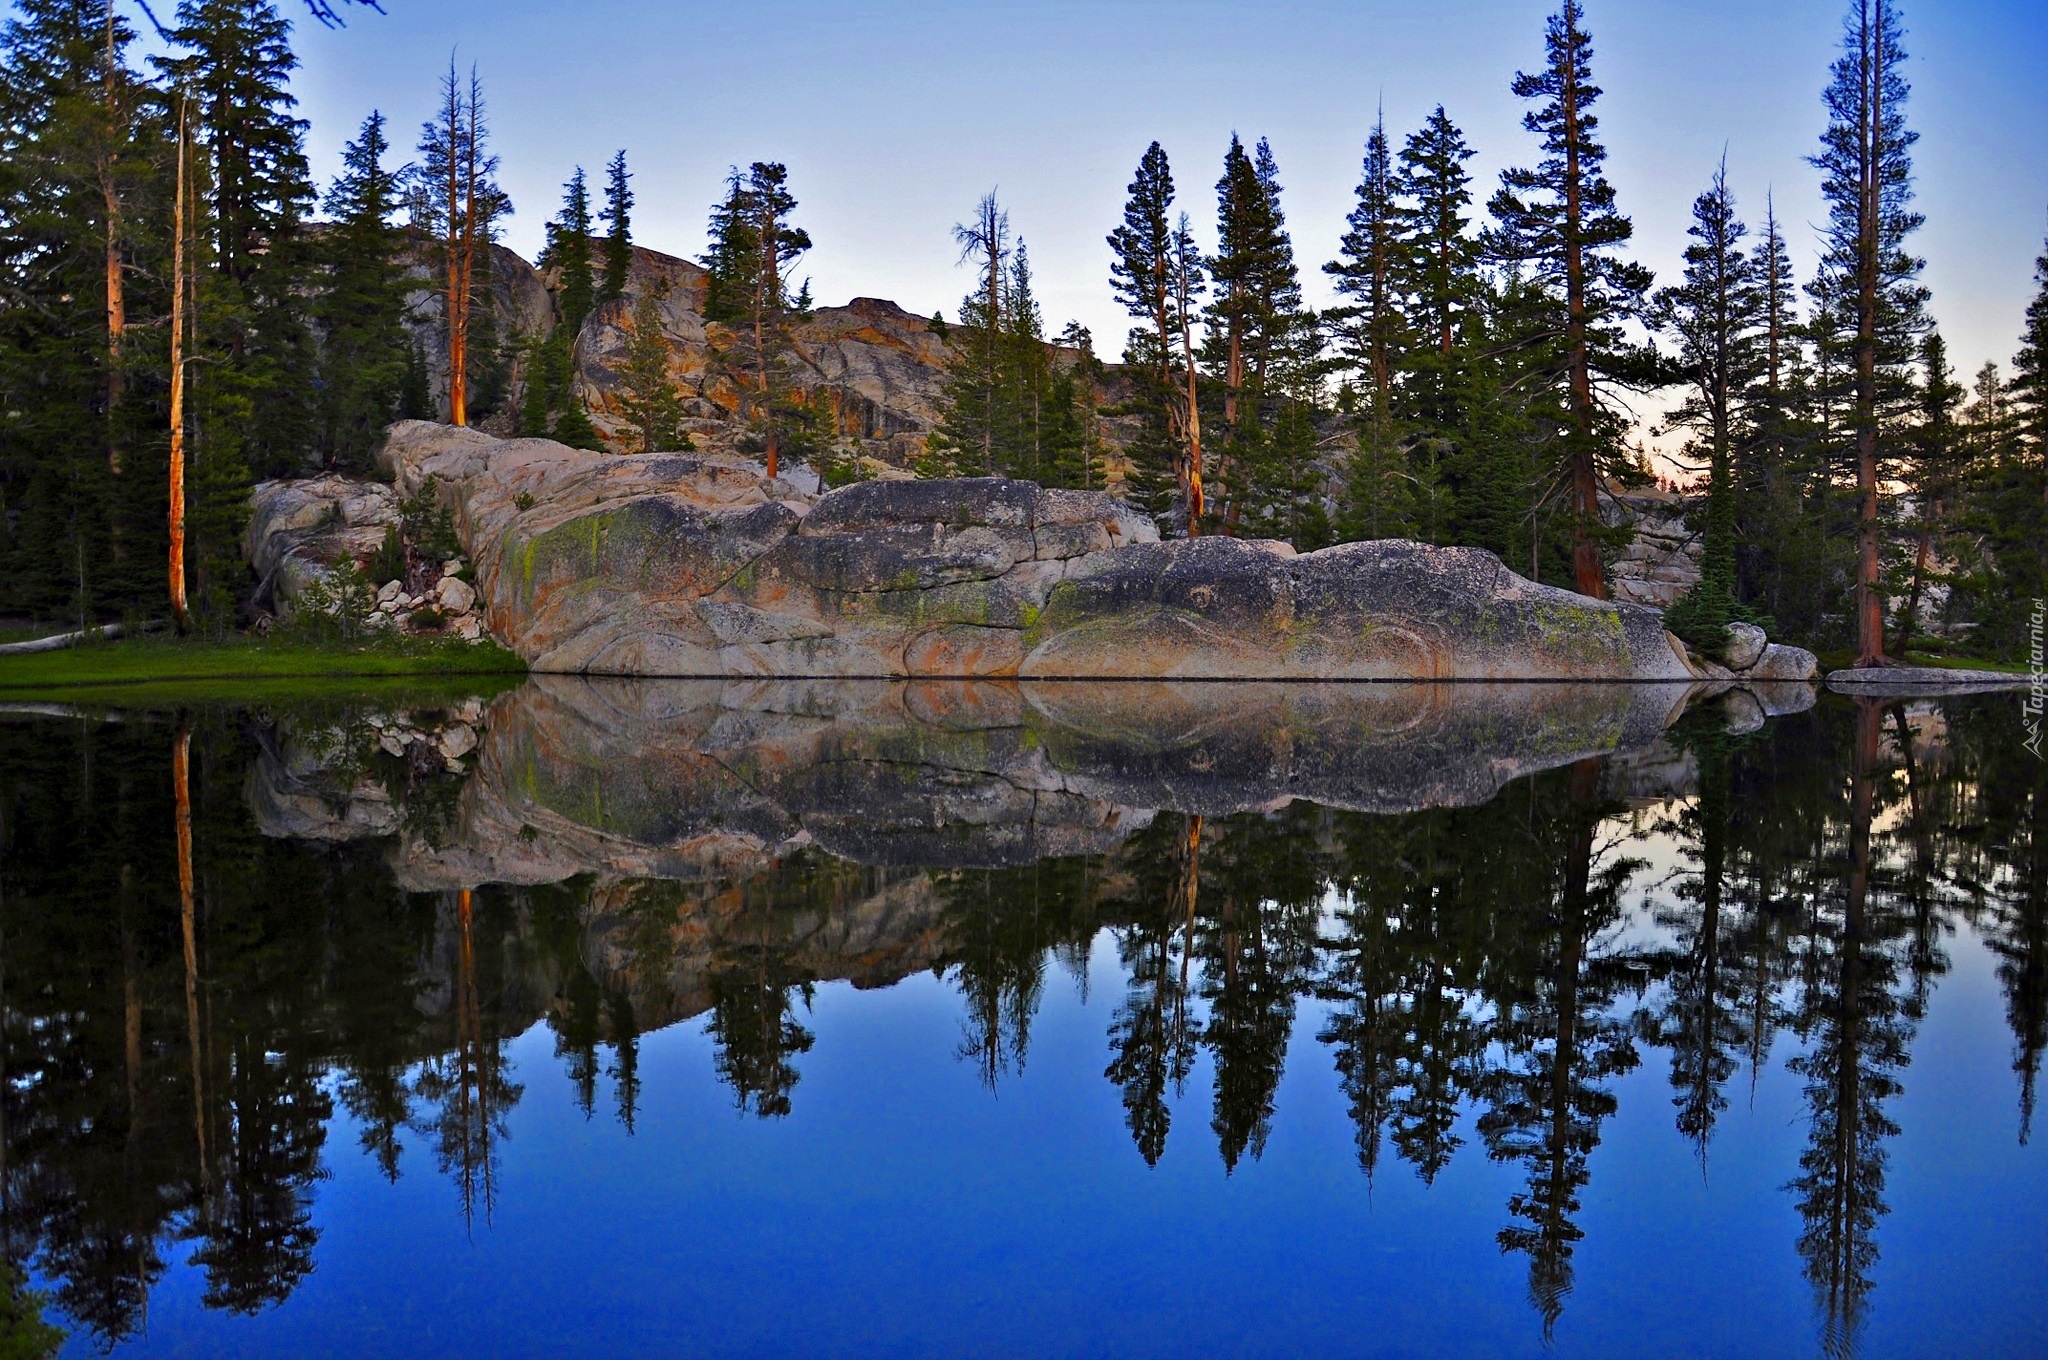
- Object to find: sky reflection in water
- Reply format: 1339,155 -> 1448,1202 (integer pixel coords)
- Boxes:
0,681 -> 2041,1358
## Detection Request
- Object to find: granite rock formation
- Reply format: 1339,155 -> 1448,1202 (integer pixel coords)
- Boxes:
332,421 -> 1815,683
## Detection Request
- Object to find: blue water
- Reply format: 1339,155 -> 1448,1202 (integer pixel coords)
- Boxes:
72,928 -> 2041,1360
2,685 -> 2041,1358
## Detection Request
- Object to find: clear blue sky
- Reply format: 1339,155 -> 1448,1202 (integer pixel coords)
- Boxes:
286,0 -> 2045,385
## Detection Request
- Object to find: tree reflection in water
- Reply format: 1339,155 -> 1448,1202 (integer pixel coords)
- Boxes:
0,690 -> 2041,1355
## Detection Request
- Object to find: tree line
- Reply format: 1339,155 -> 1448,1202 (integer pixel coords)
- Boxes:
935,0 -> 2048,663
3,0 -> 2044,664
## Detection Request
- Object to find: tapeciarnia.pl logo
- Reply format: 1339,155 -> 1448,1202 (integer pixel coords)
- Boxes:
2026,598 -> 2045,759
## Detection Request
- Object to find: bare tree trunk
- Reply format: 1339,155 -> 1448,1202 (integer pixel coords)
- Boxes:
1180,319 -> 1204,535
441,73 -> 467,427
755,197 -> 778,480
169,103 -> 189,631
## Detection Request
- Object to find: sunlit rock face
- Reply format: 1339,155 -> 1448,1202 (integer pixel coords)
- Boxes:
251,676 -> 1744,892
370,422 -> 1766,684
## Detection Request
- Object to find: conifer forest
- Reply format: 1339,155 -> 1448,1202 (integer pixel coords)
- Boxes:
1,0 -> 2044,666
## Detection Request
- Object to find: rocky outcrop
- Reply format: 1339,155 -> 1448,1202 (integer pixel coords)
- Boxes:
1604,484 -> 1703,609
246,474 -> 398,607
362,421 -> 1784,683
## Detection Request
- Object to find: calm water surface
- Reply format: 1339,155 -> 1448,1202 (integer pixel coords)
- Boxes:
1,679 -> 2042,1358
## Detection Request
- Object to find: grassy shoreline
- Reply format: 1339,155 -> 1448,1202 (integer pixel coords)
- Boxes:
0,633 -> 526,698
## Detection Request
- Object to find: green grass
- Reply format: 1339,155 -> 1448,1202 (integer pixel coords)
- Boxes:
0,633 -> 526,700
1815,647 -> 2032,675
1900,651 -> 2032,674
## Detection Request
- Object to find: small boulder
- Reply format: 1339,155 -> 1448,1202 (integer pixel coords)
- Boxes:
376,580 -> 403,604
436,723 -> 478,760
435,576 -> 478,614
1746,643 -> 1819,682
1721,622 -> 1768,670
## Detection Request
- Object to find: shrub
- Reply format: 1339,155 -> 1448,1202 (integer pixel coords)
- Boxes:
367,524 -> 407,586
279,560 -> 378,642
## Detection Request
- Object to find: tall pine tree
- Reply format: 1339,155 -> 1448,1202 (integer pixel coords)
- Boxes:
1327,115 -> 1413,538
1811,0 -> 1929,665
1108,142 -> 1205,534
315,110 -> 412,471
599,149 -> 632,304
1653,161 -> 1765,651
1487,0 -> 1657,598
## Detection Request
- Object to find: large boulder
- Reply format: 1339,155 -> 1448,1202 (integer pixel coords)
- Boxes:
245,474 -> 399,610
351,422 -> 1744,684
1019,536 -> 1695,682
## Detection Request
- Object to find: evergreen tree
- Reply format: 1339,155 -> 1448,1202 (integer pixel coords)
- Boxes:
1207,135 -> 1275,507
167,0 -> 318,481
1487,0 -> 1658,598
315,110 -> 412,471
1108,142 -> 1205,534
599,149 -> 632,303
2012,227 -> 2048,484
615,289 -> 689,454
542,166 -> 596,334
1888,331 -> 1966,654
708,162 -> 811,478
1654,161 -> 1765,651
1811,0 -> 1929,665
1327,115 -> 1414,538
0,0 -> 171,620
1392,107 -> 1483,421
932,191 -> 1011,474
520,169 -> 602,447
700,168 -> 753,324
999,240 -> 1063,481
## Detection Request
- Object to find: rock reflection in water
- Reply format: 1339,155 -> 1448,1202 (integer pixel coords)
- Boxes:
0,681 -> 2041,1359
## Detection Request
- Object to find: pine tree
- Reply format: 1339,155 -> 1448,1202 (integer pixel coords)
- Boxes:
1811,0 -> 1929,665
1327,115 -> 1413,538
934,191 -> 1011,474
1108,142 -> 1205,534
709,162 -> 811,479
1208,137 -> 1270,475
1654,161 -> 1765,651
999,239 -> 1057,481
616,289 -> 688,454
315,110 -> 412,471
1487,0 -> 1657,599
2012,227 -> 2048,485
543,167 -> 596,334
521,168 -> 602,447
599,149 -> 632,304
1891,331 -> 1965,653
1392,107 -> 1482,430
0,0 -> 171,620
168,0 -> 319,480
701,169 -> 753,324
415,60 -> 509,427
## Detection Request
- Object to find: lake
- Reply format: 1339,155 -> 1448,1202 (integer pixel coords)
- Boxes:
1,678 -> 2042,1358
